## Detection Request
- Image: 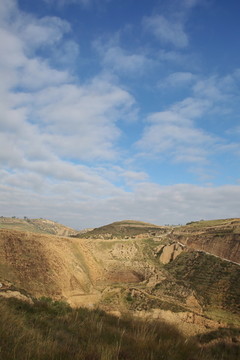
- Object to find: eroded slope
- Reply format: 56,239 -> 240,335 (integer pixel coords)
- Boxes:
171,218 -> 240,264
0,227 -> 239,335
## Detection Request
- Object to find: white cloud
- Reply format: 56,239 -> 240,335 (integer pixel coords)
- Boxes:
18,16 -> 71,52
161,72 -> 197,87
30,78 -> 134,160
1,179 -> 239,228
93,35 -> 153,75
137,68 -> 240,166
143,15 -> 188,48
0,0 -> 136,171
142,0 -> 203,50
99,45 -> 151,74
137,97 -> 215,164
193,74 -> 240,102
18,58 -> 70,90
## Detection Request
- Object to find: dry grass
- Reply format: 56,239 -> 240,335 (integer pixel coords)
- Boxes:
0,296 -> 239,360
0,297 -> 195,360
185,219 -> 240,228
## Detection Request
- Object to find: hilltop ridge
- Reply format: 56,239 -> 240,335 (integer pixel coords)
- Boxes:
76,218 -> 240,264
0,217 -> 78,236
76,219 -> 171,239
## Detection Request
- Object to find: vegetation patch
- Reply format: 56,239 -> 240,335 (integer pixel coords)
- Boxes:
165,252 -> 240,317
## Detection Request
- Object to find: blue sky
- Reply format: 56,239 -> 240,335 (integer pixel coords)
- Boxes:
0,0 -> 240,228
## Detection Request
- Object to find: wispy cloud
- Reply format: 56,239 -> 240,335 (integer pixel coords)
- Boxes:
137,98 -> 214,164
142,0 -> 202,49
44,0 -> 91,6
143,15 -> 188,48
44,0 -> 109,8
137,69 -> 240,166
97,45 -> 152,75
93,34 -> 154,76
160,72 -> 197,87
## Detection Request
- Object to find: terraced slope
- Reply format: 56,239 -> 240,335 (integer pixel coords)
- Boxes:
0,217 -> 78,236
165,251 -> 240,323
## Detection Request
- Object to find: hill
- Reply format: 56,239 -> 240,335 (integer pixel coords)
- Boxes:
75,219 -> 170,239
77,218 -> 240,264
0,217 -> 78,236
0,219 -> 240,336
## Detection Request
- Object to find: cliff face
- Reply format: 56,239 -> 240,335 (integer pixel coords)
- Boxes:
170,219 -> 240,264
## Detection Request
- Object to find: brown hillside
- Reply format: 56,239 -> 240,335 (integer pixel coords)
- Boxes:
0,217 -> 78,236
0,225 -> 239,335
76,218 -> 240,265
76,219 -> 171,239
0,229 -> 102,302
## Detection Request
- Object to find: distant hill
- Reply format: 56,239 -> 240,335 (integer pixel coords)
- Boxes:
0,217 -> 78,236
75,219 -> 171,239
76,218 -> 240,265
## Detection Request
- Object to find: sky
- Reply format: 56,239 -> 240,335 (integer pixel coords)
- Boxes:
0,0 -> 240,229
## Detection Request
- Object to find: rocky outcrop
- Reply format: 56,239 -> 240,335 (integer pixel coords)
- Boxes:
0,290 -> 33,304
135,308 -> 226,336
154,242 -> 185,264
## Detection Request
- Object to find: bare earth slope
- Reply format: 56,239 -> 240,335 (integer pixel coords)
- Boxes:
170,218 -> 240,264
0,217 -> 78,236
0,219 -> 240,335
0,229 -> 102,302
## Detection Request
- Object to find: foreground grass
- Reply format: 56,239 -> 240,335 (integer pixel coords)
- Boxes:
0,297 -> 239,360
